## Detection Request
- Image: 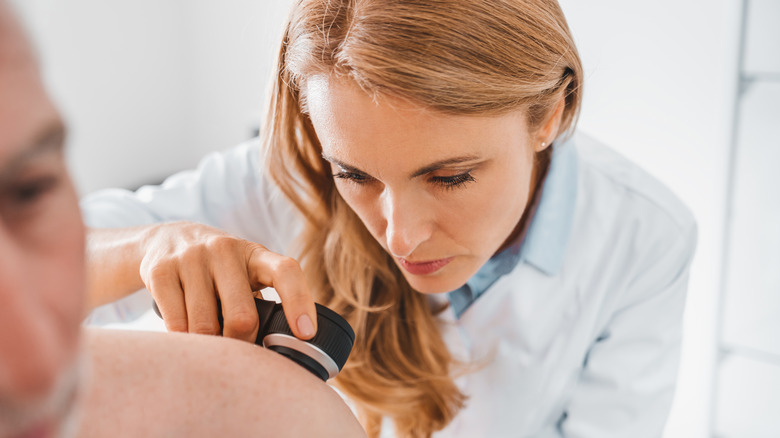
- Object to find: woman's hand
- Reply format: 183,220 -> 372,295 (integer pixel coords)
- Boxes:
86,221 -> 317,342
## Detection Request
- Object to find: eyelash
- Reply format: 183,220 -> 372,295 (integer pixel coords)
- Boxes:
333,171 -> 476,190
431,172 -> 476,190
333,172 -> 370,184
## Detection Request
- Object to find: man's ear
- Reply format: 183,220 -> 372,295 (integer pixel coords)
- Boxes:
534,97 -> 566,152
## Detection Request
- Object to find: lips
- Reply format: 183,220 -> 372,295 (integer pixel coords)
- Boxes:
396,257 -> 454,276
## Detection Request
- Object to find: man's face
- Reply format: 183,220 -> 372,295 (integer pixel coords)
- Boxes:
0,3 -> 86,437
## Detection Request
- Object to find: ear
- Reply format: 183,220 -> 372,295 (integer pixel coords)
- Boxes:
534,97 -> 566,152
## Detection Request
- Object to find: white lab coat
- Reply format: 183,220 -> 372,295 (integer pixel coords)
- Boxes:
82,132 -> 697,438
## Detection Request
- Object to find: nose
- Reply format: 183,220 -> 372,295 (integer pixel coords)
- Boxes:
381,188 -> 434,258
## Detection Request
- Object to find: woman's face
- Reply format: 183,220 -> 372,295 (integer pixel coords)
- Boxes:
305,76 -> 549,294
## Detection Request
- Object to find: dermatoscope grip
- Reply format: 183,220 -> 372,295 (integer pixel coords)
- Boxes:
152,298 -> 354,381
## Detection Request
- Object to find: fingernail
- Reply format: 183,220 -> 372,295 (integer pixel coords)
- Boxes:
297,314 -> 316,338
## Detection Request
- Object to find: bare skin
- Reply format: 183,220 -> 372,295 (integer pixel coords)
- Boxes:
78,329 -> 366,438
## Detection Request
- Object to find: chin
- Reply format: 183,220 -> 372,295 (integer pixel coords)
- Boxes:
401,272 -> 469,295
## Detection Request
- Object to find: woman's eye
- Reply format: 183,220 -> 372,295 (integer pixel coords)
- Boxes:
430,172 -> 476,190
333,171 -> 371,184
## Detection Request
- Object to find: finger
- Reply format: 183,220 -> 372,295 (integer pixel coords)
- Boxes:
248,248 -> 317,340
212,251 -> 259,343
147,269 -> 188,333
180,259 -> 221,336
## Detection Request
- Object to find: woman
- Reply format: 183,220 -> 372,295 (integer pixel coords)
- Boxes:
83,0 -> 697,436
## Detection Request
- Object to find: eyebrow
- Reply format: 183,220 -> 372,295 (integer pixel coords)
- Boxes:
321,153 -> 482,179
0,121 -> 66,179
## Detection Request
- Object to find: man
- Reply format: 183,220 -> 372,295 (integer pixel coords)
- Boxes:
0,2 -> 365,437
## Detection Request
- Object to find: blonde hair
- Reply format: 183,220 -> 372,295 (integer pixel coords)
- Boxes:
263,1 -> 582,436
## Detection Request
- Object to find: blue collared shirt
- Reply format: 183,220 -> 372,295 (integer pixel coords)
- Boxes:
447,139 -> 579,318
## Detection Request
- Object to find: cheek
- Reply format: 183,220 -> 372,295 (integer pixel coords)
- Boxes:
440,162 -> 533,252
32,182 -> 86,346
334,182 -> 386,240
0,182 -> 86,397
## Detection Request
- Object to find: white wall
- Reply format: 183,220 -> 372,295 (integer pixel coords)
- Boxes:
11,1 -> 748,437
12,0 -> 295,193
558,2 -> 741,437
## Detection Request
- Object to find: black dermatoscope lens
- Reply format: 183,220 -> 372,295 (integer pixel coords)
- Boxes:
153,298 -> 355,381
